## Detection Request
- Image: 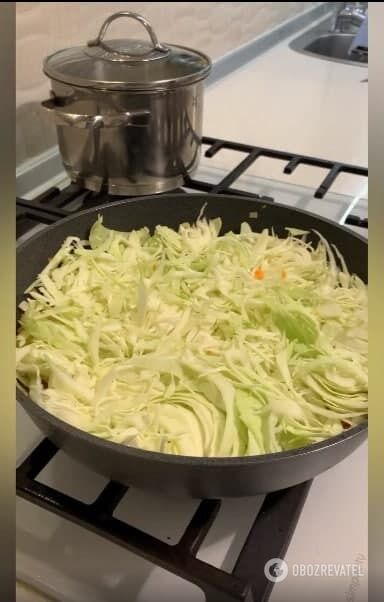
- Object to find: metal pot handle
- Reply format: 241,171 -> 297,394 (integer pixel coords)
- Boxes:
87,11 -> 168,59
41,98 -> 150,128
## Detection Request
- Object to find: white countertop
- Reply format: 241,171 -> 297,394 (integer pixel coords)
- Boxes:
16,16 -> 368,602
202,16 -> 368,198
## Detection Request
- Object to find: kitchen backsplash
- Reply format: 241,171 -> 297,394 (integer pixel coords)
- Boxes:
16,1 -> 319,166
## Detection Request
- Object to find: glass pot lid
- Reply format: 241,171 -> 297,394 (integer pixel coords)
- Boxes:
43,11 -> 212,91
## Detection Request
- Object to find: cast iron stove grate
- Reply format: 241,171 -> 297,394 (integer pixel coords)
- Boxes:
16,135 -> 368,239
17,439 -> 311,602
16,135 -> 367,601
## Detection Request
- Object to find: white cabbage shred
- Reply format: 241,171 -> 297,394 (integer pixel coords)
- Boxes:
16,217 -> 368,456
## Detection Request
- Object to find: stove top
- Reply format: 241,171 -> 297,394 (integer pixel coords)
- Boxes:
17,135 -> 368,243
16,135 -> 368,602
17,438 -> 311,602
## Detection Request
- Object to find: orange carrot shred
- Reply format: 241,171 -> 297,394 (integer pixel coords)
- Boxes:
281,269 -> 287,279
253,267 -> 265,280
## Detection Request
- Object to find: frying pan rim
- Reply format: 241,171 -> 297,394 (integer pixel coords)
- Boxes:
16,192 -> 368,251
16,193 -> 368,467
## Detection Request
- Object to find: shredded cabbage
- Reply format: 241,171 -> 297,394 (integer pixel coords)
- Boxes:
16,216 -> 368,456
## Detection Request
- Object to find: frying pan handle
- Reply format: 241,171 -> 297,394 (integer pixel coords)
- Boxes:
41,98 -> 150,128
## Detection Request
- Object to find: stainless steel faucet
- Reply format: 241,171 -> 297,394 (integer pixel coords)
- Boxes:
333,2 -> 367,34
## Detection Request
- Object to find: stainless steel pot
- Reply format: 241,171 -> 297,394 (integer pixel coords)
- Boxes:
41,11 -> 211,195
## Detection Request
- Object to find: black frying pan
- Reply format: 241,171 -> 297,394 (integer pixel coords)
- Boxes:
16,194 -> 368,498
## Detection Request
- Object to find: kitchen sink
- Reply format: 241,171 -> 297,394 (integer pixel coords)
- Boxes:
290,19 -> 368,67
305,33 -> 367,64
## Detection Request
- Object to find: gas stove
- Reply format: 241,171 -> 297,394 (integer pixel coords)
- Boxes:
17,136 -> 368,243
16,135 -> 368,602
